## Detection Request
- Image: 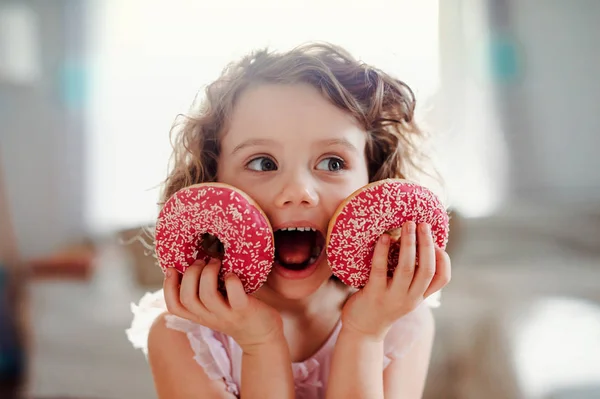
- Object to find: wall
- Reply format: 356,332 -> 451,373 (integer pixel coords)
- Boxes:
2,0 -> 599,258
437,0 -> 600,214
501,0 -> 600,205
0,0 -> 87,258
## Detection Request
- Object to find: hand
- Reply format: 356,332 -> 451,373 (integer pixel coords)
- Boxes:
163,258 -> 284,353
340,221 -> 451,341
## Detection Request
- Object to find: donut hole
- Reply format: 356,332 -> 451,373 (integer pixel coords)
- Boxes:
199,233 -> 224,260
274,229 -> 325,270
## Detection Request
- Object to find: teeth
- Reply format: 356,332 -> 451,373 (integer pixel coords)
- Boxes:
279,227 -> 315,232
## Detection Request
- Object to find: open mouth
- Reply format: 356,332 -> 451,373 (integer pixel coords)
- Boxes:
274,227 -> 325,271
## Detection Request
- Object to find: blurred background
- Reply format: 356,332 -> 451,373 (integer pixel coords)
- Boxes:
0,0 -> 599,398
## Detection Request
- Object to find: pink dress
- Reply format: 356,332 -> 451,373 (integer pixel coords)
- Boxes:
126,290 -> 439,399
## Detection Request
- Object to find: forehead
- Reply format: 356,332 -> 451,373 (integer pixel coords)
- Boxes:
221,83 -> 366,150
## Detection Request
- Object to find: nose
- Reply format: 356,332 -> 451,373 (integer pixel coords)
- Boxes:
274,172 -> 319,208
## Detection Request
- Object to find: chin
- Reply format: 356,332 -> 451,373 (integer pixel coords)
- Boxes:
262,259 -> 333,301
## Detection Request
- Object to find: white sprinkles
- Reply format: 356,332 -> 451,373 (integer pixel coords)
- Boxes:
154,184 -> 274,294
327,179 -> 449,288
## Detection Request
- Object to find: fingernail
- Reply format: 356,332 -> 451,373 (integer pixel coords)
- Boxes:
407,221 -> 416,234
381,234 -> 390,244
192,258 -> 206,266
421,223 -> 430,233
166,268 -> 172,278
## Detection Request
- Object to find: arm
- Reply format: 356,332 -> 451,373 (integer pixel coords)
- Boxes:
240,333 -> 295,398
326,306 -> 435,399
148,312 -> 237,399
159,259 -> 296,399
148,312 -> 296,399
326,326 -> 386,398
383,305 -> 435,398
327,222 -> 449,399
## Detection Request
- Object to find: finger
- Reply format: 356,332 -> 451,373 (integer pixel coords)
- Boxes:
199,258 -> 230,314
408,223 -> 436,298
366,234 -> 392,291
224,273 -> 248,310
179,262 -> 209,316
423,247 -> 451,299
163,267 -> 196,320
391,221 -> 417,293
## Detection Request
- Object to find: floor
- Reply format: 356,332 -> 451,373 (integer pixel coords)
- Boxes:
28,244 -> 157,399
24,202 -> 600,399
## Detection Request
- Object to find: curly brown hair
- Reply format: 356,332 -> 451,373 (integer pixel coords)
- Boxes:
161,42 -> 436,205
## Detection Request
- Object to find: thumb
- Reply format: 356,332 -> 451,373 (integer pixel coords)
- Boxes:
224,273 -> 248,310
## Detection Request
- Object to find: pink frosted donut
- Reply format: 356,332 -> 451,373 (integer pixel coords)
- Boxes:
326,179 -> 449,289
154,183 -> 274,294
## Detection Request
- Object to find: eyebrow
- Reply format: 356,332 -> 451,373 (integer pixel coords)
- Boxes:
231,137 -> 360,155
231,138 -> 281,155
315,138 -> 360,153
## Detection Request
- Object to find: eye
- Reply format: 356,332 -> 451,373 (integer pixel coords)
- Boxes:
316,157 -> 346,172
247,156 -> 278,172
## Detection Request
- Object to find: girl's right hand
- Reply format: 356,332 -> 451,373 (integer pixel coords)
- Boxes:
163,258 -> 284,353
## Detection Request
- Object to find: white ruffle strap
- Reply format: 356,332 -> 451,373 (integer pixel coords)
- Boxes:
125,290 -> 239,395
425,290 -> 442,308
125,290 -> 169,356
165,315 -> 240,395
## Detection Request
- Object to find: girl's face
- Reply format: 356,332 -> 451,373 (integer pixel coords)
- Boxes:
218,83 -> 369,300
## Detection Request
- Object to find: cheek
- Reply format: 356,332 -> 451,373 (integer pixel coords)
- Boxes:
216,167 -> 251,196
324,179 -> 367,215
222,175 -> 263,200
244,186 -> 273,210
220,173 -> 272,210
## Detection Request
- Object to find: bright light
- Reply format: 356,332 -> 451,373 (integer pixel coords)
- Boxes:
86,0 -> 440,233
512,297 -> 600,398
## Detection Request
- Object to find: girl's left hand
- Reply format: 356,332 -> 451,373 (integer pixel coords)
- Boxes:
340,221 -> 451,341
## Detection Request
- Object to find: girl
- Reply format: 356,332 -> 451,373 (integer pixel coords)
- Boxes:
127,42 -> 451,399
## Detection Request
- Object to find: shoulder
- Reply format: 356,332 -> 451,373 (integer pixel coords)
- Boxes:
147,312 -> 190,357
147,313 -> 238,399
385,303 -> 435,357
397,302 -> 434,333
386,304 -> 435,343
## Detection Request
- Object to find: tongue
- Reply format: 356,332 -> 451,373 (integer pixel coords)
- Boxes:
276,231 -> 313,265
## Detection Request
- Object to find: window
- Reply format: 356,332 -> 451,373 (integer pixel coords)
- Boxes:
86,0 -> 442,233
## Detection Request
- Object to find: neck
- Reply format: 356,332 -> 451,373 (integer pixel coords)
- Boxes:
255,278 -> 350,319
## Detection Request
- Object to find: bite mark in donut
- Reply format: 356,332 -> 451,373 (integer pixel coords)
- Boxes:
154,183 -> 274,294
326,179 -> 449,289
